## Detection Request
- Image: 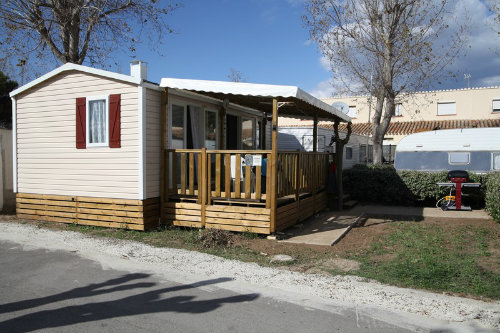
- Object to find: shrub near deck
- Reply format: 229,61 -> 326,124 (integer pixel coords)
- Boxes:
343,165 -> 493,214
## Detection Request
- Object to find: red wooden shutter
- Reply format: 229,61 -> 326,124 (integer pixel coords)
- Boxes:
109,94 -> 121,148
76,97 -> 86,149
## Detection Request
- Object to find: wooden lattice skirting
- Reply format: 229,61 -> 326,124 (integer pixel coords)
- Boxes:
16,193 -> 160,231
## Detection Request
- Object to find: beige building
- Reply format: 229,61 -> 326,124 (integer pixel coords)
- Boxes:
321,86 -> 500,144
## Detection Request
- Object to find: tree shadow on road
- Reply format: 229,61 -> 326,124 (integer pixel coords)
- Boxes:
0,275 -> 258,333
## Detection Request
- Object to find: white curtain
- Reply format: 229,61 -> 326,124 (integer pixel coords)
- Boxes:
89,100 -> 106,143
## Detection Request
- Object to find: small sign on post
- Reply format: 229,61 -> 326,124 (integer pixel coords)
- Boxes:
244,155 -> 262,166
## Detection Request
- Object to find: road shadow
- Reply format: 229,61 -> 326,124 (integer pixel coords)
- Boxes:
0,275 -> 259,333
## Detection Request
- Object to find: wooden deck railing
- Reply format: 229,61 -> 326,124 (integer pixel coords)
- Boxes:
163,149 -> 330,204
276,151 -> 329,199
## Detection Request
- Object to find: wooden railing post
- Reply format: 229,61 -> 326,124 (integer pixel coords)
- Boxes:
201,148 -> 207,227
295,150 -> 300,204
270,99 -> 278,233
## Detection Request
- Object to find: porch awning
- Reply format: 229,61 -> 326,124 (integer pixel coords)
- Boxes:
159,78 -> 351,123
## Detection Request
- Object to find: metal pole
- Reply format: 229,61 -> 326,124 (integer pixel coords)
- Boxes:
366,65 -> 373,163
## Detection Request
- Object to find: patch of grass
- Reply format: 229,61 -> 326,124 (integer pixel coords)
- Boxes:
351,222 -> 500,299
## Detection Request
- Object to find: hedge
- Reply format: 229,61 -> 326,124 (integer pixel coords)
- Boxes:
343,165 -> 498,222
485,172 -> 500,223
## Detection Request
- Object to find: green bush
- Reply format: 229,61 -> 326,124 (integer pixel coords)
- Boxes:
485,173 -> 500,223
343,165 -> 491,210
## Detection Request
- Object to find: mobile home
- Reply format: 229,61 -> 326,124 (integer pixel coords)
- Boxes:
394,128 -> 500,172
278,126 -> 369,168
10,62 -> 350,233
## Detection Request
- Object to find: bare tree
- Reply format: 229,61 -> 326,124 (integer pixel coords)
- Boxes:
227,68 -> 247,82
0,0 -> 181,79
304,0 -> 468,164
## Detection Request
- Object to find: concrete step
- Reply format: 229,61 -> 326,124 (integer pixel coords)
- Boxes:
343,199 -> 358,209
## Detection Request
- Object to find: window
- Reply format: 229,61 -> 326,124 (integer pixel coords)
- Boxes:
492,153 -> 500,170
345,147 -> 353,160
241,118 -> 254,149
449,152 -> 469,165
205,110 -> 217,149
171,104 -> 185,149
393,103 -> 403,117
493,99 -> 500,113
437,102 -> 456,115
348,106 -> 357,118
86,96 -> 109,147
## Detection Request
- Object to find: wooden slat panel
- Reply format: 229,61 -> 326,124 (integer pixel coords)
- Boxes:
164,208 -> 201,216
205,223 -> 269,235
207,153 -> 212,204
225,154 -> 231,199
171,151 -> 178,194
235,153 -> 241,198
255,165 -> 261,201
180,152 -> 186,195
164,202 -> 202,209
165,214 -> 201,222
189,153 -> 194,195
266,153 -> 271,209
205,217 -> 270,228
245,165 -> 251,199
205,205 -> 270,215
205,210 -> 270,221
215,153 -> 221,197
171,220 -> 202,228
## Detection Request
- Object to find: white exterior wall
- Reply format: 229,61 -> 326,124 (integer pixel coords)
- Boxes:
322,86 -> 500,123
15,71 -> 141,199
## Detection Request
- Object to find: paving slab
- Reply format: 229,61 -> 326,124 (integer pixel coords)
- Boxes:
347,205 -> 492,220
280,211 -> 364,246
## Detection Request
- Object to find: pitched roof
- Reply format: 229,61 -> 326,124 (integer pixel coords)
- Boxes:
335,119 -> 500,136
10,63 -> 160,97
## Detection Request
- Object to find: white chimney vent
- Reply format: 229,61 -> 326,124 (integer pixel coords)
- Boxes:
130,60 -> 147,80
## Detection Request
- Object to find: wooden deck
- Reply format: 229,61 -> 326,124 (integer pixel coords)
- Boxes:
161,149 -> 330,234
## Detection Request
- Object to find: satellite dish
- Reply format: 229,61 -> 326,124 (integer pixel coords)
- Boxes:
332,101 -> 350,115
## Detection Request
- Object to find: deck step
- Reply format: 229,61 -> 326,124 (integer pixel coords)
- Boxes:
343,200 -> 358,209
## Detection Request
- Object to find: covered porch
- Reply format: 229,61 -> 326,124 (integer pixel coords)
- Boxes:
159,80 -> 350,234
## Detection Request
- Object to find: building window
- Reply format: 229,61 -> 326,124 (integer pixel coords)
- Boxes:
437,102 -> 456,116
241,118 -> 254,149
492,153 -> 500,170
171,104 -> 185,149
348,106 -> 357,118
393,103 -> 402,117
493,99 -> 500,113
449,152 -> 469,165
345,147 -> 353,160
86,96 -> 108,147
205,110 -> 217,149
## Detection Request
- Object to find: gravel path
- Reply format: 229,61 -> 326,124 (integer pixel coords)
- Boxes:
0,222 -> 499,331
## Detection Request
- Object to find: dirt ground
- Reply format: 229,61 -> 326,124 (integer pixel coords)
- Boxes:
233,216 -> 500,273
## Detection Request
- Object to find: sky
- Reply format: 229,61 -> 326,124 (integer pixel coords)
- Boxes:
12,0 -> 500,98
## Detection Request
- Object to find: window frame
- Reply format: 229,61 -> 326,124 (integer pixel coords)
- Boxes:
393,103 -> 403,117
492,99 -> 500,113
492,152 -> 500,171
348,106 -> 357,118
437,101 -> 456,116
169,101 -> 188,149
345,146 -> 353,160
448,152 -> 470,165
86,95 -> 109,148
204,109 -> 218,149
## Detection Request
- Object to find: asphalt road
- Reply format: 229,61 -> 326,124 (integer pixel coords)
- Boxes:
0,240 -> 416,333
